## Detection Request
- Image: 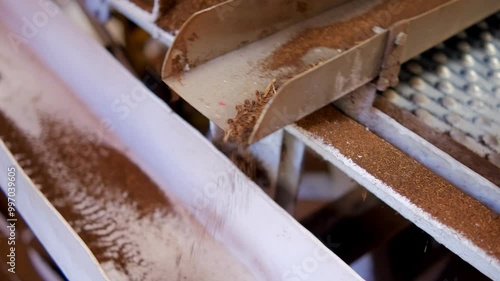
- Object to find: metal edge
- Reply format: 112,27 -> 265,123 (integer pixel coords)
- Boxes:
248,33 -> 387,144
0,141 -> 110,281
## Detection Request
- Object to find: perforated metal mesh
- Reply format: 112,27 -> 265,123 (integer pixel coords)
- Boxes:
383,12 -> 500,168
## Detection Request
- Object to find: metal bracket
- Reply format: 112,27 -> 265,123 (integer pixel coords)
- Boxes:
377,21 -> 409,91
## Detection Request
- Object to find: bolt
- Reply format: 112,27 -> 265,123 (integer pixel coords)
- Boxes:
395,32 -> 407,46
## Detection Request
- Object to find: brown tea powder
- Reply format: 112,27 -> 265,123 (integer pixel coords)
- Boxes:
264,0 -> 452,72
224,79 -> 277,144
0,110 -> 256,281
297,106 -> 500,260
156,0 -> 226,32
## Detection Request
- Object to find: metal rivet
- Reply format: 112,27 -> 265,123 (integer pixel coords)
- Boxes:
406,62 -> 423,74
487,57 -> 500,70
383,89 -> 397,99
409,77 -> 424,90
432,52 -> 448,64
436,65 -> 450,77
457,41 -> 471,53
441,97 -> 456,109
412,92 -> 428,104
463,69 -> 478,81
434,43 -> 446,50
456,31 -> 467,39
489,70 -> 500,83
480,31 -> 493,42
372,26 -> 385,34
465,84 -> 481,95
395,32 -> 407,46
462,54 -> 475,66
485,43 -> 497,56
437,81 -> 454,94
477,21 -> 489,30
